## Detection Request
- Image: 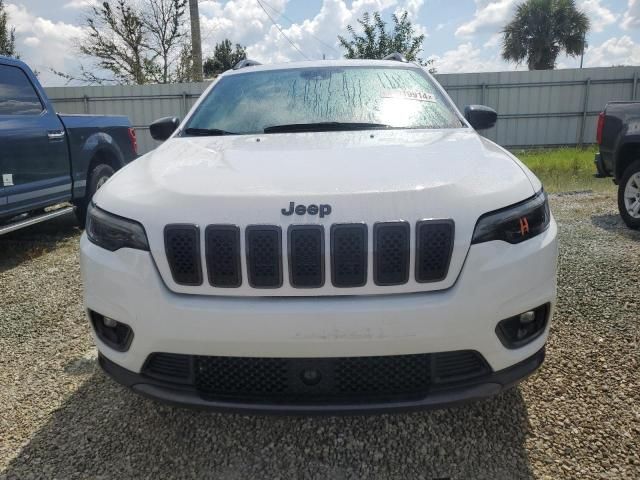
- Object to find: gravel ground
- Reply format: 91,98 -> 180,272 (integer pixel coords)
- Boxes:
0,191 -> 638,479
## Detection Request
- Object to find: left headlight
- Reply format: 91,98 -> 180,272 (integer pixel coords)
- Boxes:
472,190 -> 550,244
86,203 -> 149,251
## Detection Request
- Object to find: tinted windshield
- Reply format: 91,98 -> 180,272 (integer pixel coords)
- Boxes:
184,66 -> 463,134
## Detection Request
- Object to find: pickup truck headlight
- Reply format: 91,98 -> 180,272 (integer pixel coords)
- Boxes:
471,190 -> 550,244
86,203 -> 149,251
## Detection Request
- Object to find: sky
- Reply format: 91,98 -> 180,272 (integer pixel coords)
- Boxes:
4,0 -> 640,86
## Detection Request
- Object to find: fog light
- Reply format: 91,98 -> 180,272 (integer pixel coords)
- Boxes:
89,311 -> 134,352
496,305 -> 549,349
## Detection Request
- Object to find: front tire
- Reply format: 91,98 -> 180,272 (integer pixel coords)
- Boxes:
75,164 -> 115,228
618,160 -> 640,229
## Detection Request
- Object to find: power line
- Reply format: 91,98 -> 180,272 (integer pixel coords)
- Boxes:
259,0 -> 341,57
256,0 -> 309,60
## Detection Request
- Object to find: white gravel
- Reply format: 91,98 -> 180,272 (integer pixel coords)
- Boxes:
0,191 -> 638,479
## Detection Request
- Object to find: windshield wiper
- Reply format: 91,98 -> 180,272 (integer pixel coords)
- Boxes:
183,127 -> 238,136
263,122 -> 391,134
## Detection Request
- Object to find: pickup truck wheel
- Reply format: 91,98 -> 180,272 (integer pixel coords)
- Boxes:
618,160 -> 640,229
75,163 -> 115,228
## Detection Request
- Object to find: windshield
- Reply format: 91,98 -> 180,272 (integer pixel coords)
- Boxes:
183,66 -> 464,135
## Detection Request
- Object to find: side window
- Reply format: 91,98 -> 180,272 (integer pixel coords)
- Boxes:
0,65 -> 44,115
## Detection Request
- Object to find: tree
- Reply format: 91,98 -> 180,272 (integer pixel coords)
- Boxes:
502,0 -> 590,70
203,39 -> 246,78
61,0 -> 188,84
0,0 -> 18,58
338,11 -> 434,71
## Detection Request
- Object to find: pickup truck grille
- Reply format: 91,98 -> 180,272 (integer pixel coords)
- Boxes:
163,220 -> 454,289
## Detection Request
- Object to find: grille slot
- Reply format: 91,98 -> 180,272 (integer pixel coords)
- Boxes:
331,224 -> 368,287
164,225 -> 202,286
196,357 -> 289,396
432,350 -> 489,384
143,353 -> 192,384
373,222 -> 410,286
205,225 -> 241,287
246,226 -> 282,288
415,220 -> 454,283
288,225 -> 324,288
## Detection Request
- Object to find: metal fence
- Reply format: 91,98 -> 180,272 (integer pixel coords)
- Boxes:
45,66 -> 640,154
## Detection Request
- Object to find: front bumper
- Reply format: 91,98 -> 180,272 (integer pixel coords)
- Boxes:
99,347 -> 545,414
81,217 -> 557,411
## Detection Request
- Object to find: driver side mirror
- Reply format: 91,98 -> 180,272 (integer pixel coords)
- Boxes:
464,105 -> 497,131
150,116 -> 180,141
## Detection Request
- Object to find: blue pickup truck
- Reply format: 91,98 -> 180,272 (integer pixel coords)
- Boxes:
0,56 -> 137,234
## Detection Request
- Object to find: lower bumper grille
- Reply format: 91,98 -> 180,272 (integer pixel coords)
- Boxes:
142,351 -> 490,403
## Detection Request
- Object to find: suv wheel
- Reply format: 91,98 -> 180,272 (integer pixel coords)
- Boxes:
618,160 -> 640,229
75,164 -> 115,228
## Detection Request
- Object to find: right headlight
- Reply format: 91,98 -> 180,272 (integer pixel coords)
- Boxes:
471,190 -> 550,244
86,203 -> 149,252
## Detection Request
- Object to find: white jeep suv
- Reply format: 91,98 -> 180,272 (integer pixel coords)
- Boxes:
80,58 -> 558,413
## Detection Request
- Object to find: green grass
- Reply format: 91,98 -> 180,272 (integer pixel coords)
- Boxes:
514,147 -> 614,193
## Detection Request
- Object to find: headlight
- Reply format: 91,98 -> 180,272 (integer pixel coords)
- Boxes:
86,203 -> 149,251
472,190 -> 550,244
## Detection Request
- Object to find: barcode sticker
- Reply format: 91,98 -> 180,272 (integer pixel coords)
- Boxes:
2,174 -> 13,186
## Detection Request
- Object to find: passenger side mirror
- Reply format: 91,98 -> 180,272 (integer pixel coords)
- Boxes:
464,105 -> 497,131
150,116 -> 180,141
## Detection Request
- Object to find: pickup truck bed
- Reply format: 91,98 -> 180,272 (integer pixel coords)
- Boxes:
0,56 -> 136,231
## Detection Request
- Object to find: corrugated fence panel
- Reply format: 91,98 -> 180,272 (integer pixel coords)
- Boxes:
45,67 -> 640,154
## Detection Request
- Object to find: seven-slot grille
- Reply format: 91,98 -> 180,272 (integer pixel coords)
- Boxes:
164,220 -> 454,288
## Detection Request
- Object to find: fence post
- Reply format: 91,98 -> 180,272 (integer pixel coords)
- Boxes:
633,71 -> 638,100
83,95 -> 89,114
182,92 -> 188,117
578,78 -> 591,148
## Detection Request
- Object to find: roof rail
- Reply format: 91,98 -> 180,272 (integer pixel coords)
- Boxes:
382,52 -> 408,62
233,59 -> 262,70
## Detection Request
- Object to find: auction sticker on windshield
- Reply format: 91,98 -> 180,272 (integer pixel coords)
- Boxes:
382,90 -> 436,102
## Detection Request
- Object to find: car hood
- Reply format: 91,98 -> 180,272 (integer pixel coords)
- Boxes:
95,128 -> 539,296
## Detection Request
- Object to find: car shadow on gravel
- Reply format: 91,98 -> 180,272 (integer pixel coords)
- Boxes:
0,213 -> 80,273
2,372 -> 536,479
591,213 -> 640,240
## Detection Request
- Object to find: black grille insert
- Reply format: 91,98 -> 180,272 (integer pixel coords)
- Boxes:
415,220 -> 454,283
164,224 -> 202,286
374,222 -> 410,286
148,350 -> 490,402
288,225 -> 324,288
205,225 -> 241,287
331,224 -> 367,287
246,225 -> 282,288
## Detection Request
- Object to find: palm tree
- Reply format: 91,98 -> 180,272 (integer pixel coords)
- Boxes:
502,0 -> 590,70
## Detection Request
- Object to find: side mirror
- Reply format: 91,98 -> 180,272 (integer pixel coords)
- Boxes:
464,105 -> 497,131
149,116 -> 180,141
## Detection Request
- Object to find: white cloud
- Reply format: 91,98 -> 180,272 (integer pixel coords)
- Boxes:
585,35 -> 640,66
63,0 -> 98,9
456,0 -> 617,38
428,42 -> 512,73
6,3 -> 84,84
580,0 -> 617,32
622,0 -> 640,29
455,0 -> 518,38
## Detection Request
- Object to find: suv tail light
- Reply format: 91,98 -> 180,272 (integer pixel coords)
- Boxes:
596,112 -> 605,145
128,127 -> 138,155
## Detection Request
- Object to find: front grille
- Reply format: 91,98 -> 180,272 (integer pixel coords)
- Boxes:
246,226 -> 282,288
164,220 -> 454,290
205,225 -> 241,287
374,222 -> 410,286
331,224 -> 367,287
142,351 -> 490,403
415,220 -> 455,283
164,225 -> 202,285
288,225 -> 324,288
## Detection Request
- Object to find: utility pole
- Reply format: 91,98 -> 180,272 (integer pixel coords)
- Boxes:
189,0 -> 203,81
